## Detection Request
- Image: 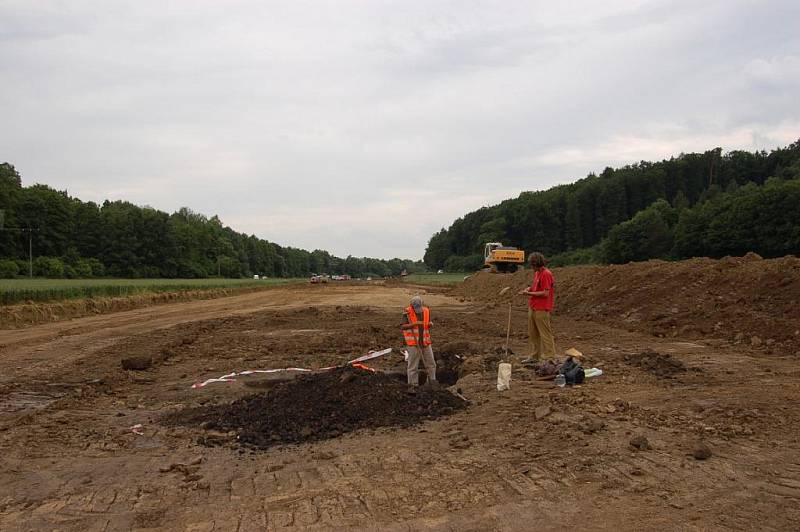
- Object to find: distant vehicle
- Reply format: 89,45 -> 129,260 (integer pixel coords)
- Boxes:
483,242 -> 525,273
253,274 -> 260,280
437,269 -> 444,274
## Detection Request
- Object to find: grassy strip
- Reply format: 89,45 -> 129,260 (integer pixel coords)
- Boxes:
403,273 -> 471,285
0,278 -> 304,305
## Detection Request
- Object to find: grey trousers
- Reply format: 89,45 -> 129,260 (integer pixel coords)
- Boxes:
406,345 -> 436,385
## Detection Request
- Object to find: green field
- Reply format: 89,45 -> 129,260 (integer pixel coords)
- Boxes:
0,278 -> 304,305
403,272 -> 472,285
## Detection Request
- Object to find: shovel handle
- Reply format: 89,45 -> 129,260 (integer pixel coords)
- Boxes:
504,302 -> 512,356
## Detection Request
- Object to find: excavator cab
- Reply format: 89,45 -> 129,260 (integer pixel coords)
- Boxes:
483,242 -> 525,273
484,242 -> 502,262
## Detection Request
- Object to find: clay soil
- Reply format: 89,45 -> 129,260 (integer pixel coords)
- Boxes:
2,261 -> 800,531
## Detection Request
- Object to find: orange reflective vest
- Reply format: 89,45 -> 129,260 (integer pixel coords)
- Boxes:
403,305 -> 432,347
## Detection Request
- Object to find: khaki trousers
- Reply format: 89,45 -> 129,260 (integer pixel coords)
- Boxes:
528,309 -> 556,360
406,345 -> 436,385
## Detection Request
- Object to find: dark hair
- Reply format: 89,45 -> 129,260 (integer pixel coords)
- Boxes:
528,252 -> 547,268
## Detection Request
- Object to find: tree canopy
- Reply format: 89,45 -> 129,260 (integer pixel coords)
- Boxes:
0,165 -> 424,279
424,141 -> 800,269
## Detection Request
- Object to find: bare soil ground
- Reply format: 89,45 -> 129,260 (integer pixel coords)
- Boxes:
1,266 -> 800,531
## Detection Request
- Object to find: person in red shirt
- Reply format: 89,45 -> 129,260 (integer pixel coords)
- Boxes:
519,252 -> 556,360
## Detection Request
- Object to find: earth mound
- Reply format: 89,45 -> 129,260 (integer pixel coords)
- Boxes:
452,255 -> 800,353
623,350 -> 690,378
167,366 -> 466,449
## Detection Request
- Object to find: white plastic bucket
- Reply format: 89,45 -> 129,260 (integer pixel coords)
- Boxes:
497,363 -> 512,391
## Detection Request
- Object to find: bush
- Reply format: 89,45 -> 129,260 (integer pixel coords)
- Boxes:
176,260 -> 207,279
0,259 -> 19,278
73,260 -> 93,278
549,244 -> 604,267
14,259 -> 29,276
86,258 -> 105,277
63,265 -> 78,279
218,256 -> 243,278
139,266 -> 162,278
444,254 -> 484,272
601,200 -> 677,264
673,178 -> 800,259
33,257 -> 65,278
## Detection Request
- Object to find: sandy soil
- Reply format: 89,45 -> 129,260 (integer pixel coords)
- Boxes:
1,281 -> 799,531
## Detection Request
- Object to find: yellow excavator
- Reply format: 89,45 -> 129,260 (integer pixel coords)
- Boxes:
483,242 -> 525,273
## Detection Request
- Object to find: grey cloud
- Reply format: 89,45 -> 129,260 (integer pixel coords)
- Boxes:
1,0 -> 798,259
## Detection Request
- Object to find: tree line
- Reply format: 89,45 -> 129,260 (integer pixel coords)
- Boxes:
424,141 -> 800,270
0,164 -> 424,279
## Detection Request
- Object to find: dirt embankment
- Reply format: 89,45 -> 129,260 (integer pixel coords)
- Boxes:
0,285 -> 295,329
452,253 -> 800,354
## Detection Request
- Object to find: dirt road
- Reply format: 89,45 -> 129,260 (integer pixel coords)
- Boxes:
1,283 -> 799,531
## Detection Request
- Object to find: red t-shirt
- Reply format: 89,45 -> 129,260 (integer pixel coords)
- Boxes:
529,267 -> 555,311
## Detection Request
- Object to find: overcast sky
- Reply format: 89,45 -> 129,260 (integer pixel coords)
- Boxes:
1,1 -> 799,259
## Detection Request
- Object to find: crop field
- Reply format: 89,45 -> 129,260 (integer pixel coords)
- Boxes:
0,277 -> 304,305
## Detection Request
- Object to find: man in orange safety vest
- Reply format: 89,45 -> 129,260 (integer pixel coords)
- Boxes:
401,295 -> 437,386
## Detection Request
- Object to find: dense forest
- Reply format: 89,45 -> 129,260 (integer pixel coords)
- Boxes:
0,164 -> 424,279
4,140 -> 799,280
424,141 -> 800,270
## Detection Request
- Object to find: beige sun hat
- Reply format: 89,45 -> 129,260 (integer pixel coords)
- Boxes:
564,347 -> 584,359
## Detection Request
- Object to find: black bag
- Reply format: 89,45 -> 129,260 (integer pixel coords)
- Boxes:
564,364 -> 585,385
558,356 -> 585,385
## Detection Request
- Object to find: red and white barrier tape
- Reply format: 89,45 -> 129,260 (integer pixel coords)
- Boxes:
191,348 -> 393,389
347,348 -> 393,364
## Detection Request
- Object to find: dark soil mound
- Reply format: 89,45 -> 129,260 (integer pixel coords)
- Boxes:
167,366 -> 466,449
624,350 -> 689,378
